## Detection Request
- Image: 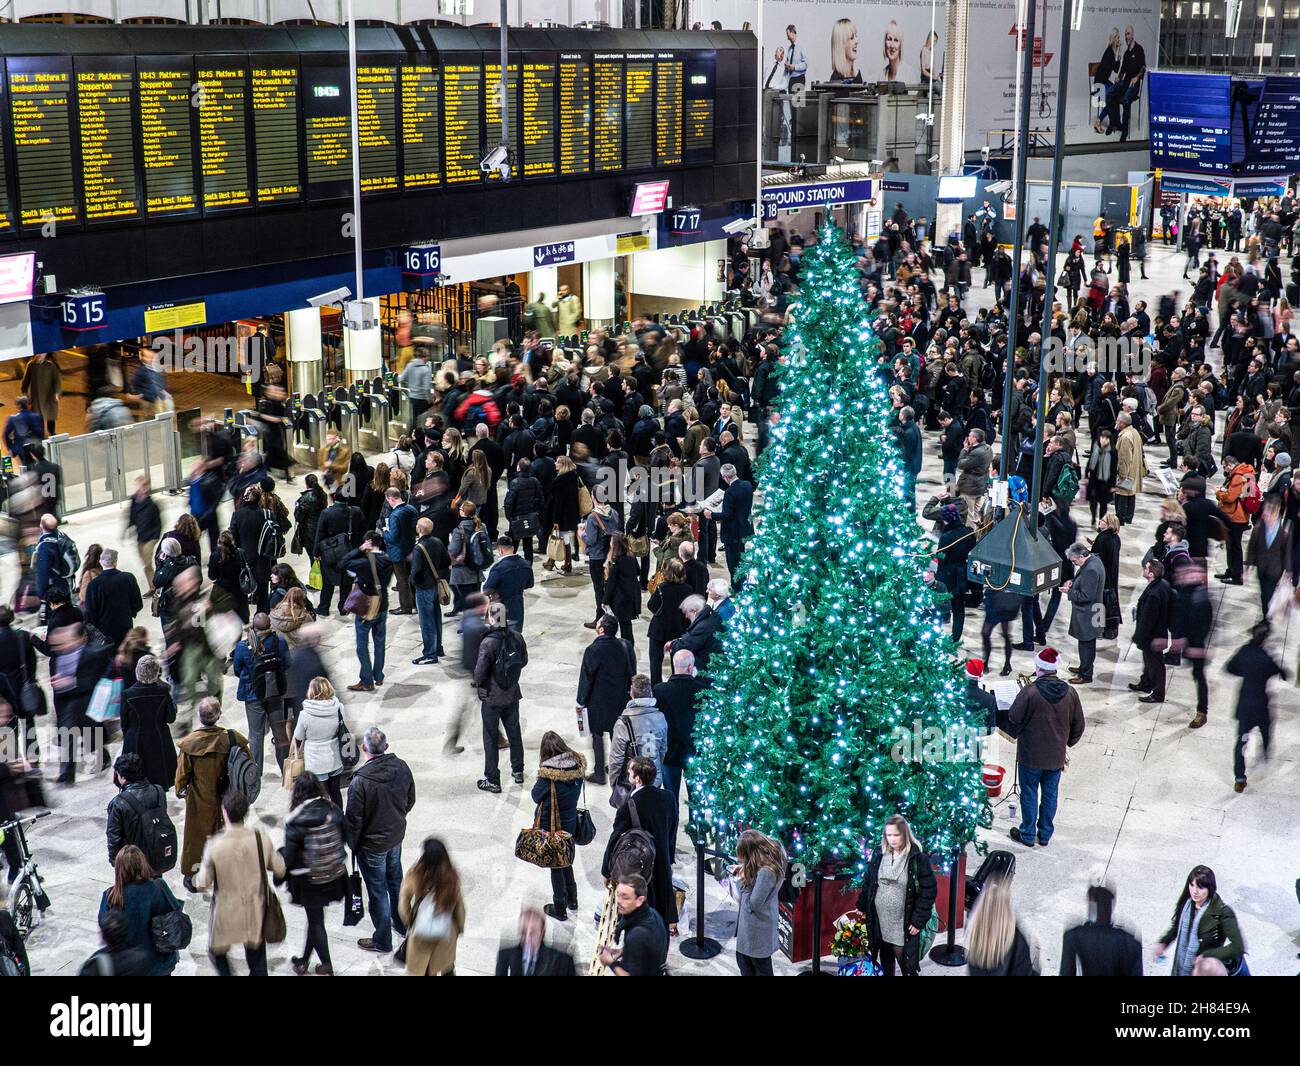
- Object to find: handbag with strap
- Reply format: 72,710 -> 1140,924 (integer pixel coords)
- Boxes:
282,736 -> 305,792
343,553 -> 382,620
573,778 -> 597,846
335,706 -> 359,770
416,542 -> 453,608
343,856 -> 365,927
514,781 -> 576,869
255,830 -> 287,945
509,512 -> 541,539
148,880 -> 193,953
625,532 -> 650,557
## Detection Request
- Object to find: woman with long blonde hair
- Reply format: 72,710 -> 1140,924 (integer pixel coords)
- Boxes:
853,813 -> 936,976
731,829 -> 787,975
966,878 -> 1036,975
397,837 -> 466,976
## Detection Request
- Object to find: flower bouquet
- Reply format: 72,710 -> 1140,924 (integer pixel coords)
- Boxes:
831,911 -> 880,975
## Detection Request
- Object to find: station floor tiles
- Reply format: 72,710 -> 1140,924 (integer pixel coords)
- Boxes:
9,242 -> 1300,976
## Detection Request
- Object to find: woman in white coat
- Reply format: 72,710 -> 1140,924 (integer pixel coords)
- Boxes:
292,676 -> 348,807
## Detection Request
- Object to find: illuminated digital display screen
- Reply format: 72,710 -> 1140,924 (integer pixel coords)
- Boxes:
558,56 -> 591,176
594,56 -> 623,173
624,57 -> 654,170
196,63 -> 251,211
522,61 -> 556,178
76,62 -> 140,222
8,61 -> 78,231
251,63 -> 301,204
656,56 -> 683,167
303,63 -> 351,197
684,55 -> 715,164
443,63 -> 482,186
357,64 -> 398,194
0,78 -> 11,232
484,62 -> 518,183
138,58 -> 197,217
401,63 -> 439,188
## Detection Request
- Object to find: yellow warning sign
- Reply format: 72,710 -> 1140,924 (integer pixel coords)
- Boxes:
144,300 -> 207,333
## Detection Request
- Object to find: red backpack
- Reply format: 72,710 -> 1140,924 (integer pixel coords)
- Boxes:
1240,471 -> 1263,515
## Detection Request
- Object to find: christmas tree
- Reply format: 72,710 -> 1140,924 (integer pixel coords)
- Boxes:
689,224 -> 990,872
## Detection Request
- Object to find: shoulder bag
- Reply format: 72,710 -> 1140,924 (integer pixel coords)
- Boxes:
256,829 -> 287,945
418,542 -> 452,607
343,553 -> 382,620
149,880 -> 193,953
282,736 -> 305,792
335,705 -> 359,770
514,781 -> 576,869
342,855 -> 365,927
573,778 -> 597,847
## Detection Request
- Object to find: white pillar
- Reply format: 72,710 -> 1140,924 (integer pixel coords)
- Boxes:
935,0 -> 969,245
343,299 -> 383,383
530,265 -> 559,305
286,307 -> 324,396
703,239 -> 727,302
583,257 -> 616,322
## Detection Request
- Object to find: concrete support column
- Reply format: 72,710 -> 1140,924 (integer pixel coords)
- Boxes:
583,256 -> 616,325
286,307 -> 324,397
343,299 -> 383,385
935,0 -> 969,246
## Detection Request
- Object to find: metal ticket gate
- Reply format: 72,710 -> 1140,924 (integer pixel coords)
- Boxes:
45,412 -> 184,515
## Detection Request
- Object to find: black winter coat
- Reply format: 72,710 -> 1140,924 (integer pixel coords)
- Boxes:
530,752 -> 587,835
547,469 -> 582,532
1225,641 -> 1284,729
647,580 -> 692,642
968,927 -> 1037,975
654,673 -> 709,768
602,555 -> 642,620
576,634 -> 637,733
1132,578 -> 1172,650
344,753 -> 416,853
503,474 -> 545,524
313,502 -> 365,580
854,846 -> 939,956
120,681 -> 178,787
105,781 -> 169,866
281,796 -> 348,907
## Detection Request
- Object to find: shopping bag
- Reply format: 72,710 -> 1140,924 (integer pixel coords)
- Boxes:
343,860 -> 365,927
86,676 -> 123,724
307,559 -> 323,591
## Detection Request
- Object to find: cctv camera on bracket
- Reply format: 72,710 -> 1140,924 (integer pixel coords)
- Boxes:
307,286 -> 351,308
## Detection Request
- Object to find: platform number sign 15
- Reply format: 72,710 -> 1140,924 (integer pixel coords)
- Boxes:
61,292 -> 107,331
403,244 -> 442,277
669,207 -> 702,235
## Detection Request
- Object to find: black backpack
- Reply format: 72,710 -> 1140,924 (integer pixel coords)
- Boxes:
469,527 -> 494,570
610,793 -> 656,883
251,635 -> 285,702
122,786 -> 178,874
219,729 -> 261,803
257,508 -> 285,562
491,627 -> 525,689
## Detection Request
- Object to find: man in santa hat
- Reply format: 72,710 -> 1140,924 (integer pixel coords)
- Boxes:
964,658 -> 999,734
1003,647 -> 1086,848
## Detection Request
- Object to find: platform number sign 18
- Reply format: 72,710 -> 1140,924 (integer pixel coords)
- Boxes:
669,207 -> 702,235
403,244 -> 442,277
61,292 -> 107,331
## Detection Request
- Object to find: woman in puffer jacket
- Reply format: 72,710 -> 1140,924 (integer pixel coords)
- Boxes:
292,676 -> 348,807
530,731 -> 587,923
281,772 -> 348,977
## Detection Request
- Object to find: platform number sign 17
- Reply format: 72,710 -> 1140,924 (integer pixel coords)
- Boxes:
669,207 -> 702,235
404,244 -> 442,277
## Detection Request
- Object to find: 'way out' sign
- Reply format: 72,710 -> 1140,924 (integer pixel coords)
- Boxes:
533,241 -> 576,266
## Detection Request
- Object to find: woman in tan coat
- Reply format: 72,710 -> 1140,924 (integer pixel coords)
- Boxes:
194,789 -> 286,976
397,837 -> 466,976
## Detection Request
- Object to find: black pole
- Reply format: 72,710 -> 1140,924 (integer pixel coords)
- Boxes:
928,849 -> 968,966
798,870 -> 832,975
996,0 -> 1040,494
679,841 -> 722,960
1026,0 -> 1076,534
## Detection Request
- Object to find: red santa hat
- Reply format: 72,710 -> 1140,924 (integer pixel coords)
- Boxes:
1035,647 -> 1059,673
965,659 -> 985,679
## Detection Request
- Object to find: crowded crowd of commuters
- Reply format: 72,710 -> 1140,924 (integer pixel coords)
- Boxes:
1,187 -> 1294,976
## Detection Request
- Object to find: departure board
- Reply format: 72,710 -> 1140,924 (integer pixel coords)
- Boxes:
302,64 -> 351,197
443,63 -> 482,185
594,56 -> 623,173
624,57 -> 654,170
400,63 -> 439,188
483,63 -> 518,183
76,63 -> 140,222
684,55 -> 715,164
656,57 -> 683,167
0,79 -> 11,232
138,59 -> 197,216
357,64 -> 398,194
558,56 -> 591,176
251,63 -> 301,204
522,62 -> 556,178
196,64 -> 251,211
8,62 -> 79,232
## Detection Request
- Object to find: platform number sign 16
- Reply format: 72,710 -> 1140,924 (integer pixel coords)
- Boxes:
669,207 -> 702,235
61,292 -> 107,330
404,244 -> 441,277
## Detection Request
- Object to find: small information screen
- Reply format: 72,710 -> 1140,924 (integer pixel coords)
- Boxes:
251,63 -> 302,204
137,57 -> 197,217
684,54 -> 715,164
303,63 -> 351,198
522,61 -> 556,178
357,64 -> 398,194
196,62 -> 252,211
624,57 -> 654,170
656,56 -> 683,167
8,60 -> 79,231
401,63 -> 440,188
76,60 -> 140,222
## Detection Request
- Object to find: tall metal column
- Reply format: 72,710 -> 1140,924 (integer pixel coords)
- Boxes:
934,0 -> 968,243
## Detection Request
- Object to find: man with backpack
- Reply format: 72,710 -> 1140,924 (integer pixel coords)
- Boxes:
383,487 -> 419,615
606,675 -> 669,803
106,753 -> 177,872
313,490 -> 364,617
33,513 -> 78,616
175,697 -> 252,893
472,602 -> 529,794
600,756 -> 677,933
342,531 -> 394,692
232,613 -> 289,780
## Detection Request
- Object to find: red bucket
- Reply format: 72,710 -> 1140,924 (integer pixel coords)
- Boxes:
982,765 -> 1006,799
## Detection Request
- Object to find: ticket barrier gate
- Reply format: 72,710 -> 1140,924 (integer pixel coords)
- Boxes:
289,393 -> 325,467
349,383 -> 389,453
374,375 -> 412,438
330,386 -> 362,455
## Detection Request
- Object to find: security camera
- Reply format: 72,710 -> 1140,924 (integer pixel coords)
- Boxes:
986,179 -> 1013,195
831,155 -> 846,164
480,144 -> 511,179
723,216 -> 758,235
307,286 -> 351,308
927,154 -> 940,164
344,300 -> 379,331
980,145 -> 992,162
869,159 -> 884,167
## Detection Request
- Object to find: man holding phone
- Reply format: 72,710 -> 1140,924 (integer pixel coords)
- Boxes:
596,874 -> 669,976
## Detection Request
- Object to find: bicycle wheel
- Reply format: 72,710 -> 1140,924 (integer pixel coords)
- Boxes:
12,881 -> 35,939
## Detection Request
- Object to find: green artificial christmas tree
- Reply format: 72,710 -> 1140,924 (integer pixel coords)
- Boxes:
689,224 -> 990,873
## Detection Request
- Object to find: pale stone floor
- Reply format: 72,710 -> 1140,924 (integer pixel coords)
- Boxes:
9,242 -> 1300,977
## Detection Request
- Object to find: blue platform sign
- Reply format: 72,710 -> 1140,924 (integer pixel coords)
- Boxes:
403,243 -> 441,276
60,291 -> 107,332
761,177 -> 877,220
533,241 -> 576,267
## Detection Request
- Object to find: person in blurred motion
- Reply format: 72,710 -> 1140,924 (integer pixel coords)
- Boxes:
530,731 -> 587,921
397,837 -> 466,976
729,829 -> 786,976
78,910 -> 152,977
596,873 -> 668,977
965,878 -> 1037,975
97,844 -> 181,976
495,904 -> 577,977
175,697 -> 251,893
1059,877 -> 1143,976
282,771 -> 348,976
1153,866 -> 1247,976
46,620 -> 114,784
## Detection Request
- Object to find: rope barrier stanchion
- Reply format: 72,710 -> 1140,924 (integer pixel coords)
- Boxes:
679,841 -> 722,961
798,870 -> 833,976
928,849 -> 968,967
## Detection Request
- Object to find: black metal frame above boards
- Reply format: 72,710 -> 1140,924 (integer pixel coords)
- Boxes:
0,24 -> 757,292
